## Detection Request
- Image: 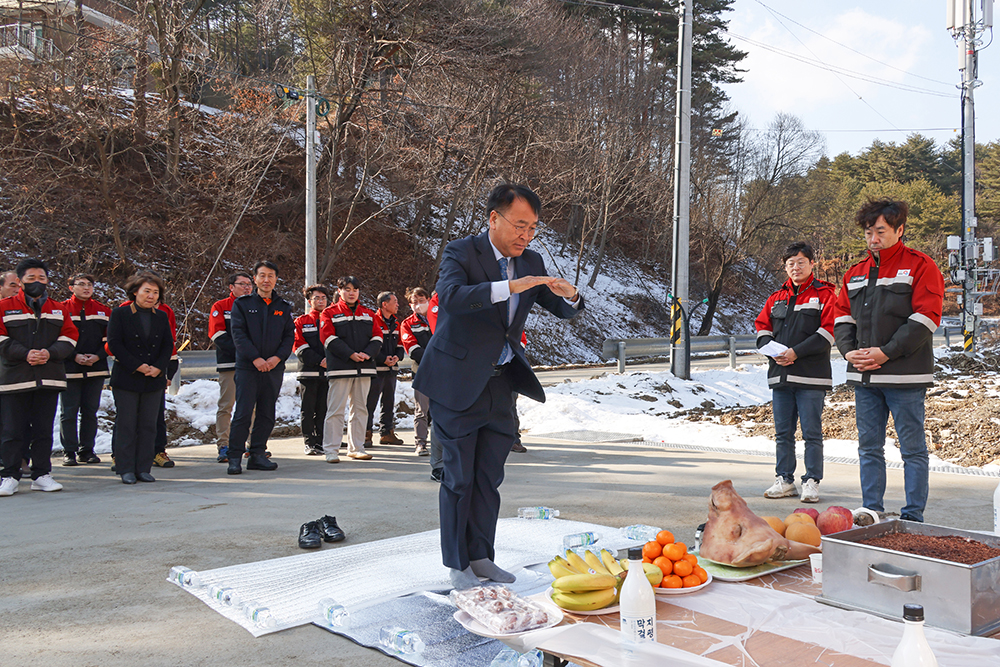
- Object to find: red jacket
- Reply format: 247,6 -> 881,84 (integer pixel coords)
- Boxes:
319,300 -> 381,377
372,309 -> 404,372
833,241 -> 944,387
754,276 -> 836,390
0,291 -> 78,393
400,312 -> 432,365
293,309 -> 326,379
62,295 -> 112,379
208,293 -> 238,371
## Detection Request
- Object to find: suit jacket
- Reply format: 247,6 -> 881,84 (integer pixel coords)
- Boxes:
107,304 -> 172,393
413,231 -> 583,412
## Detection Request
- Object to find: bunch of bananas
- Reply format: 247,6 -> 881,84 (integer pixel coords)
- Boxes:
547,548 -> 666,612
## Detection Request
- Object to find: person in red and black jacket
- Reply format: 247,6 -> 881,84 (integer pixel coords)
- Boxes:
319,276 -> 381,462
366,291 -> 405,448
834,199 -> 944,523
754,242 -> 836,504
401,287 -> 433,459
0,259 -> 78,496
208,271 -> 253,462
294,284 -> 330,456
59,273 -> 112,466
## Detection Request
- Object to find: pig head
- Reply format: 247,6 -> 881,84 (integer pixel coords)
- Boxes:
700,480 -> 820,567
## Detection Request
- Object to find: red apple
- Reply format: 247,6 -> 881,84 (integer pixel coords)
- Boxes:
817,507 -> 854,535
794,507 -> 820,522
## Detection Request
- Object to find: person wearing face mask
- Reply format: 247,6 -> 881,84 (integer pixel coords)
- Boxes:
0,259 -> 79,496
60,274 -> 112,466
107,272 -> 173,484
208,271 -> 254,463
319,276 -> 381,462
0,271 -> 23,472
401,287 -> 433,460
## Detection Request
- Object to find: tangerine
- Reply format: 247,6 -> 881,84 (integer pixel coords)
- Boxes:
662,575 -> 683,589
663,542 -> 687,561
672,559 -> 693,578
683,553 -> 698,566
762,516 -> 786,536
693,566 -> 709,584
642,541 -> 663,560
642,557 -> 652,564
656,530 -> 675,546
652,556 -> 673,576
784,513 -> 813,527
681,574 -> 702,588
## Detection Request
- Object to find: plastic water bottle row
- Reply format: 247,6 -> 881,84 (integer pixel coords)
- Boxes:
168,567 -> 277,629
517,506 -> 560,519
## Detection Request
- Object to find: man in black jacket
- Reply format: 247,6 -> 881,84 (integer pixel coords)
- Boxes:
226,261 -> 295,475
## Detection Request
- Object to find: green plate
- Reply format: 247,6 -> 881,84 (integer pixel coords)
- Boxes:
694,553 -> 809,582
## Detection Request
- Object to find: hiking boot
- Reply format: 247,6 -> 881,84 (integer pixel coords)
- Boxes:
363,430 -> 373,446
511,441 -> 527,453
414,444 -> 429,456
763,476 -> 797,499
216,447 -> 229,463
305,444 -> 323,456
62,452 -> 79,466
380,431 -> 404,446
800,479 -> 820,503
153,452 -> 175,468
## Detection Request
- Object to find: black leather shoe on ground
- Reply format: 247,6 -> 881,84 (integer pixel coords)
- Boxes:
247,454 -> 277,471
121,472 -> 137,484
318,515 -> 346,542
79,451 -> 101,464
137,472 -> 156,482
227,459 -> 242,475
299,521 -> 322,549
62,453 -> 78,466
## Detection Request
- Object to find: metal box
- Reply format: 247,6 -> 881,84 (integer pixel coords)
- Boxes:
817,520 -> 1000,636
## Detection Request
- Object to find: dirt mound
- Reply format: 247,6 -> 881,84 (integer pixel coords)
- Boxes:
690,349 -> 1000,469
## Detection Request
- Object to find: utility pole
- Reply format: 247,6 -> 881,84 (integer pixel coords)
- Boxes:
670,0 -> 693,380
947,0 -> 996,356
305,74 -> 318,298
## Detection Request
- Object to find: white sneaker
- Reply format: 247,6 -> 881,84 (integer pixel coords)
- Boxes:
326,455 -> 340,463
0,477 -> 18,496
763,476 -> 797,498
30,474 -> 63,492
800,479 -> 820,503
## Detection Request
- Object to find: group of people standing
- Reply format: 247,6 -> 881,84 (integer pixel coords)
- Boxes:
0,263 -> 178,492
755,198 -> 945,523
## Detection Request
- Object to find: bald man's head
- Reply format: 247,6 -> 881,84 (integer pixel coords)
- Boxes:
0,271 -> 20,299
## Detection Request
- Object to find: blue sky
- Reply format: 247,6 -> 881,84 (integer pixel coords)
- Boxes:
719,0 -> 997,157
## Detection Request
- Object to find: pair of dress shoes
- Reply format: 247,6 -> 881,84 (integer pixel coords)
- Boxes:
298,515 -> 346,549
121,472 -> 155,484
227,453 -> 278,475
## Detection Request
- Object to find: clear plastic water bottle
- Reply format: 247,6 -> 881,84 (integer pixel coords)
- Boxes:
379,626 -> 425,654
168,566 -> 201,588
489,648 -> 543,667
208,585 -> 242,607
241,600 -> 277,629
621,524 -> 662,542
318,597 -> 350,628
517,506 -> 559,519
563,531 -> 600,549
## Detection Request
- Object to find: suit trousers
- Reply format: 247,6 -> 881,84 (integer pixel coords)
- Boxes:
365,370 -> 397,435
324,377 -> 370,457
299,378 -> 328,447
432,372 -> 516,571
112,388 -> 161,476
0,390 -> 59,480
228,366 -> 284,457
155,392 -> 168,455
59,376 -> 105,455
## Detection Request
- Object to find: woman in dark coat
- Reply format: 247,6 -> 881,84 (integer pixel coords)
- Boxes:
107,273 -> 173,484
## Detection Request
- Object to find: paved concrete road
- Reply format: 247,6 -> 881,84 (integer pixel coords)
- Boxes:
4,432 -> 995,667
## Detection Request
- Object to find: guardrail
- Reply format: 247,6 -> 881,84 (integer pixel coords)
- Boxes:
174,350 -> 413,383
601,326 -> 964,373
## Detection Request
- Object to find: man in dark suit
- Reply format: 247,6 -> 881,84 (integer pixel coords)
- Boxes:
226,260 -> 295,475
413,183 -> 584,589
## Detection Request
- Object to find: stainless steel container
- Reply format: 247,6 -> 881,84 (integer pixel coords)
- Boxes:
817,520 -> 1000,635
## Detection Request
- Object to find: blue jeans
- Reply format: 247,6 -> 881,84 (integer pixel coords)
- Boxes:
854,386 -> 928,522
772,387 -> 825,483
